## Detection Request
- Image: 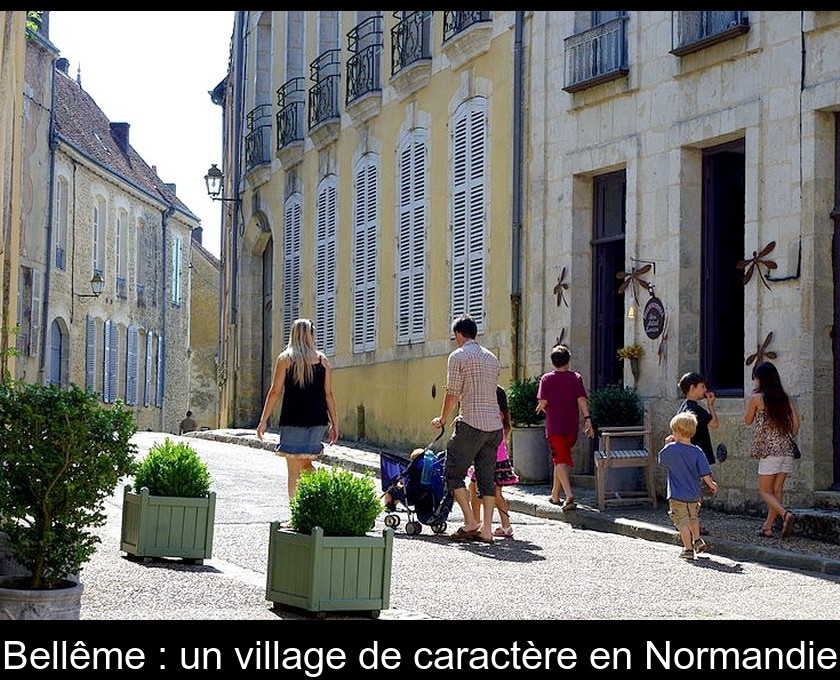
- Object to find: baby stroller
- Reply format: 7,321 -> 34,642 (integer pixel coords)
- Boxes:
379,429 -> 453,535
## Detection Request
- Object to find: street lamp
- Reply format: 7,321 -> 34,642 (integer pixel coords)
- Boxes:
76,272 -> 104,299
204,164 -> 240,202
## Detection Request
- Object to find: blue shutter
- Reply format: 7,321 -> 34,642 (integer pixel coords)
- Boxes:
126,325 -> 137,405
85,315 -> 95,391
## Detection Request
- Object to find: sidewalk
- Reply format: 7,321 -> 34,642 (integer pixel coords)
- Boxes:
189,429 -> 840,576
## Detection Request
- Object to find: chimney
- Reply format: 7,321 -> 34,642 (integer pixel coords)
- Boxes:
110,122 -> 130,154
165,183 -> 177,196
55,58 -> 70,75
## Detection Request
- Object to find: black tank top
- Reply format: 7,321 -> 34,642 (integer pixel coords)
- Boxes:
279,358 -> 328,427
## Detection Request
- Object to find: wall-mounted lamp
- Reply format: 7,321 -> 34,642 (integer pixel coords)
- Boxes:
627,303 -> 636,320
76,272 -> 104,299
204,164 -> 240,202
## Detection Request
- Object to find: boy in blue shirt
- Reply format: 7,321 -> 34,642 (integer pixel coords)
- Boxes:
657,411 -> 718,560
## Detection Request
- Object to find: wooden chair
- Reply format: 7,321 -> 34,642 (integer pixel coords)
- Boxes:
593,407 -> 658,510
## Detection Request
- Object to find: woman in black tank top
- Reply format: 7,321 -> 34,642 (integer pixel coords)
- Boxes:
256,319 -> 340,503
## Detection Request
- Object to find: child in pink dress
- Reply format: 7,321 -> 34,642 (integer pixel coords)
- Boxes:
468,385 -> 519,537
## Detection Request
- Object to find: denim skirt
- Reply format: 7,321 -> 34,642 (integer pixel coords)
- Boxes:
274,425 -> 327,459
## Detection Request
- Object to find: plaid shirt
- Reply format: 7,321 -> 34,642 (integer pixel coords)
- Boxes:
445,339 -> 503,432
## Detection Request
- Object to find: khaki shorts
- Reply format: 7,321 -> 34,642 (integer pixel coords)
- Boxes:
667,498 -> 700,530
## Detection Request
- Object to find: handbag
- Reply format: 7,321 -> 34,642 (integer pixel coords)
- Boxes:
789,433 -> 801,460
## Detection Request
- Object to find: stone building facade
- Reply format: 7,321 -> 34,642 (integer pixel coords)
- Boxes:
20,21 -> 198,433
217,11 -> 840,508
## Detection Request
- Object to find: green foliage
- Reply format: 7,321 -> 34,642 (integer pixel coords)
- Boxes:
588,384 -> 644,431
507,377 -> 545,427
290,467 -> 382,537
0,382 -> 137,589
133,438 -> 211,498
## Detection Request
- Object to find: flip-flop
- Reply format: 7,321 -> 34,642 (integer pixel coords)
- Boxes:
467,533 -> 494,544
755,528 -> 774,538
450,527 -> 479,541
548,498 -> 561,505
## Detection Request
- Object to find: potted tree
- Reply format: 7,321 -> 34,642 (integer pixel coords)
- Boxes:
506,377 -> 550,484
0,382 -> 137,619
121,438 -> 216,564
266,466 -> 393,618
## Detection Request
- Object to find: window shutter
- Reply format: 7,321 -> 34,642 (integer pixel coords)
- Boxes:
109,321 -> 118,402
144,332 -> 153,407
156,334 -> 164,407
85,315 -> 95,390
126,324 -> 137,405
49,321 -> 62,386
171,237 -> 182,305
397,131 -> 427,344
450,99 -> 487,332
29,269 -> 41,357
315,179 -> 337,356
282,195 -> 302,344
103,319 -> 112,403
352,157 -> 378,353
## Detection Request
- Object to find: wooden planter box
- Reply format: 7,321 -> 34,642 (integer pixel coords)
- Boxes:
266,522 -> 394,618
120,486 -> 216,563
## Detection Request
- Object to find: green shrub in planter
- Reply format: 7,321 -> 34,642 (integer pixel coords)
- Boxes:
290,467 -> 382,536
589,384 -> 643,431
0,382 -> 137,590
507,377 -> 545,427
133,438 -> 211,498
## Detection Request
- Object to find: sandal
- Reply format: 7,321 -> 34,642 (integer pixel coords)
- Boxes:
450,526 -> 479,541
755,528 -> 774,538
548,498 -> 561,505
493,526 -> 514,538
782,511 -> 795,538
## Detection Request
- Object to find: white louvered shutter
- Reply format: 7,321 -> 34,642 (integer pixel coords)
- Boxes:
85,315 -> 95,390
126,324 -> 137,405
109,322 -> 118,402
29,269 -> 41,357
352,157 -> 378,353
282,195 -> 301,344
103,319 -> 112,403
396,131 -> 427,344
315,179 -> 337,356
450,99 -> 487,332
144,332 -> 153,407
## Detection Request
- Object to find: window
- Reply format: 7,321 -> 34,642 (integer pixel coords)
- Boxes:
282,194 -> 302,344
93,196 -> 106,275
171,236 -> 182,306
48,319 -> 68,387
85,315 -> 96,391
352,155 -> 378,352
156,334 -> 164,407
396,129 -> 428,344
16,266 -> 41,356
144,331 -> 154,407
450,98 -> 487,332
315,177 -> 337,356
116,209 -> 128,298
136,218 -> 146,306
55,177 -> 68,270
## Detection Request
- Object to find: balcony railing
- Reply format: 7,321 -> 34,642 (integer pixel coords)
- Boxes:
391,11 -> 431,76
563,15 -> 629,93
671,11 -> 750,56
346,16 -> 383,104
442,10 -> 490,43
245,104 -> 272,171
308,49 -> 341,130
276,77 -> 305,150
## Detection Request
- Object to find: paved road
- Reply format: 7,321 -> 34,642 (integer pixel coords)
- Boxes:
80,432 -> 840,620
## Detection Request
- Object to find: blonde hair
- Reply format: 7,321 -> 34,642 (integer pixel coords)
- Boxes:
280,318 -> 317,388
670,411 -> 698,439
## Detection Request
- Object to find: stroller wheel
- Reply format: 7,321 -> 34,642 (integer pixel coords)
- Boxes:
384,514 -> 400,528
431,522 -> 448,534
405,521 -> 422,535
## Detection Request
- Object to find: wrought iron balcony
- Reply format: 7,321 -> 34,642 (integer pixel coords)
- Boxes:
308,49 -> 341,130
563,15 -> 629,93
442,10 -> 490,43
346,15 -> 383,105
276,77 -> 305,150
671,11 -> 750,56
391,11 -> 431,76
245,104 -> 272,172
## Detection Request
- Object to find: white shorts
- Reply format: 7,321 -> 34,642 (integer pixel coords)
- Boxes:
757,455 -> 795,476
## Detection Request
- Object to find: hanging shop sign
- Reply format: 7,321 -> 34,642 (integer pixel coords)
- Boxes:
643,296 -> 666,340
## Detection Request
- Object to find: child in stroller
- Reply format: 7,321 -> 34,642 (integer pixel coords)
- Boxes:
380,431 -> 453,535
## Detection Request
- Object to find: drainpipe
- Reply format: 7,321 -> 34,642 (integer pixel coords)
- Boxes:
510,11 -> 525,380
159,203 -> 176,431
37,57 -> 59,383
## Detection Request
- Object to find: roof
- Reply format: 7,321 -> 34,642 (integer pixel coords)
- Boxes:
53,66 -> 198,222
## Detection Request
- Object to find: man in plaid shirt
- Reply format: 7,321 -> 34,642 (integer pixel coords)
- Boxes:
432,314 -> 503,544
